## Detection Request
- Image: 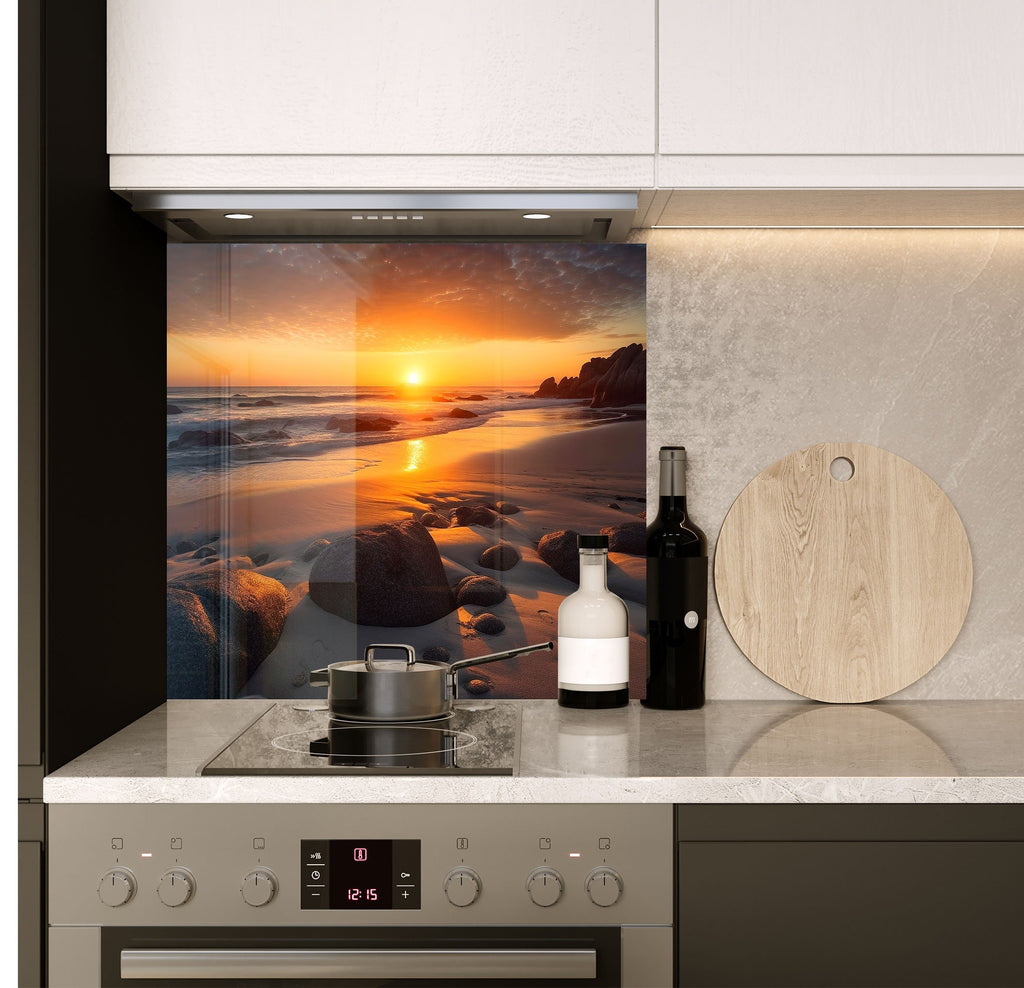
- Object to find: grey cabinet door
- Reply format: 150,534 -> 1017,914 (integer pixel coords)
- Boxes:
677,840 -> 1024,987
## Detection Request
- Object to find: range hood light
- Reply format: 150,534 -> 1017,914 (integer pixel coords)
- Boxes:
523,212 -> 552,220
223,212 -> 254,220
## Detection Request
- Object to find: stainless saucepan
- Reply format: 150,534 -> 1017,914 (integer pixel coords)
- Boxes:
310,641 -> 554,722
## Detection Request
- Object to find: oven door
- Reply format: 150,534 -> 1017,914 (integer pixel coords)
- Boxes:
98,926 -> 623,987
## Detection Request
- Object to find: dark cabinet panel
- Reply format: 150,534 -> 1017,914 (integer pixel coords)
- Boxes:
676,838 -> 1023,987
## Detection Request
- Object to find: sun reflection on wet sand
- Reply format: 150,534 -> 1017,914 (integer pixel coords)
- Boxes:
404,438 -> 425,472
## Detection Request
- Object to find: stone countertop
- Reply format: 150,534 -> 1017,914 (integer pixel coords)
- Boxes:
43,699 -> 1024,804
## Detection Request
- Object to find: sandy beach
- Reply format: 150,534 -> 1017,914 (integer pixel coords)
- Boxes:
167,404 -> 647,700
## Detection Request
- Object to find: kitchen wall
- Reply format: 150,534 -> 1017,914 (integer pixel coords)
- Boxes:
638,228 -> 1024,699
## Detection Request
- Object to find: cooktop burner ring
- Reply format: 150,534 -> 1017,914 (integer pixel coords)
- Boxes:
270,724 -> 479,760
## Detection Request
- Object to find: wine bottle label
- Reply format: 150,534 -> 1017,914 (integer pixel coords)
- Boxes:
557,636 -> 629,690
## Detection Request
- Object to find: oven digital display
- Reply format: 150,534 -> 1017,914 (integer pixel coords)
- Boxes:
300,839 -> 420,909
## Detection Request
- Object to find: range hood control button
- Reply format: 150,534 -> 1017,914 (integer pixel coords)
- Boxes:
585,867 -> 623,907
526,867 -> 564,907
241,867 -> 278,907
443,867 -> 481,907
98,868 -> 136,907
157,868 -> 196,907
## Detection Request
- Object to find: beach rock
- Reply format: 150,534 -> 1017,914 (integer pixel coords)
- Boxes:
419,511 -> 447,528
192,546 -> 217,559
601,522 -> 646,556
431,395 -> 452,402
166,587 -> 218,697
448,407 -> 479,418
537,530 -> 581,583
607,502 -> 622,510
167,404 -> 183,414
464,677 -> 494,695
469,612 -> 505,635
534,376 -> 558,398
250,552 -> 270,567
422,645 -> 451,664
326,415 -> 399,433
421,416 -> 434,421
308,520 -> 456,627
249,429 -> 291,441
455,394 -> 487,401
479,543 -> 520,572
301,538 -> 330,562
496,501 -> 520,515
167,569 -> 290,696
451,503 -> 497,528
531,343 -> 646,407
254,397 -> 276,407
591,342 -> 646,408
175,540 -> 198,555
456,575 -> 508,607
168,429 -> 247,449
200,557 -> 218,566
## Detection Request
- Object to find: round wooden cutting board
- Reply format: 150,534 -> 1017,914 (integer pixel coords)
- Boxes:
714,442 -> 972,703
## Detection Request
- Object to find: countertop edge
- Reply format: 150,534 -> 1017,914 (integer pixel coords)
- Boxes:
43,775 -> 1024,805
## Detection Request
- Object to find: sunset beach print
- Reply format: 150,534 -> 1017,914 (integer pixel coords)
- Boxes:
166,243 -> 646,700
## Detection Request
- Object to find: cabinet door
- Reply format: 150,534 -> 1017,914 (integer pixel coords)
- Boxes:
676,840 -> 1024,987
659,0 -> 1024,155
108,0 -> 655,157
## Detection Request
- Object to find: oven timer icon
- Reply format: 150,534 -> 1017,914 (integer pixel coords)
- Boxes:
354,847 -> 368,861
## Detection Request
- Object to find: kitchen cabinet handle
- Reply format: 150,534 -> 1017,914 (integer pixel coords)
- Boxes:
121,947 -> 597,980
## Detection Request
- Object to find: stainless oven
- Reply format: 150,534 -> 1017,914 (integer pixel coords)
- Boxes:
48,803 -> 673,987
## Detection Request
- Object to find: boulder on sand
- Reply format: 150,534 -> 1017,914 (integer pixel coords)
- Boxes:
448,407 -> 479,418
537,530 -> 582,584
451,503 -> 497,528
479,542 -> 521,571
600,522 -> 646,556
308,520 -> 456,627
455,575 -> 508,607
167,569 -> 290,697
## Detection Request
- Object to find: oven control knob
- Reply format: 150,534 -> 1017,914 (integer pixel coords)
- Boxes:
241,867 -> 278,907
443,867 -> 481,907
157,868 -> 196,907
526,867 -> 564,907
585,867 -> 623,907
98,868 -> 137,907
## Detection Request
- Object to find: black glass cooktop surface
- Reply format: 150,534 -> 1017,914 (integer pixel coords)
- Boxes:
201,702 -> 520,775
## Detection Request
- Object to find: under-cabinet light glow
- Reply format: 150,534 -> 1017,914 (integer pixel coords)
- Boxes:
223,213 -> 254,220
523,213 -> 552,220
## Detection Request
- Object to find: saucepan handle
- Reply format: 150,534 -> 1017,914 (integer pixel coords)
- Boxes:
310,667 -> 329,688
365,643 -> 417,672
447,641 -> 554,676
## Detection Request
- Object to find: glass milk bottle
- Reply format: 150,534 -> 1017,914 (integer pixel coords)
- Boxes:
557,534 -> 630,708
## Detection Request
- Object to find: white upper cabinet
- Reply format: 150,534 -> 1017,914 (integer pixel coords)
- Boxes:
659,0 -> 1024,156
107,0 -> 656,157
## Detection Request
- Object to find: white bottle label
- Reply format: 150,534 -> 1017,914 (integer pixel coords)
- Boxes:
557,636 -> 629,691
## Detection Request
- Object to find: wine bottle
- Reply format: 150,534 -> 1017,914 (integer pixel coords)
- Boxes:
642,446 -> 708,710
557,534 -> 630,709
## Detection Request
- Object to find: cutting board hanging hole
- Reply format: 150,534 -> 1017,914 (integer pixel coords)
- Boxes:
830,456 -> 855,482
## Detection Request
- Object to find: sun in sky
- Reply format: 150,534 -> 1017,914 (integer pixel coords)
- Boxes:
405,369 -> 422,385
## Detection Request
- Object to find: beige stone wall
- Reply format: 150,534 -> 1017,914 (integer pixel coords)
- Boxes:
638,228 -> 1024,699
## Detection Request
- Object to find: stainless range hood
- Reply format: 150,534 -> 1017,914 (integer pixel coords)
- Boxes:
121,191 -> 639,243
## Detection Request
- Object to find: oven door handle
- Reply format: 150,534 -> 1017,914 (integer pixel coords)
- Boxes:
121,947 -> 598,980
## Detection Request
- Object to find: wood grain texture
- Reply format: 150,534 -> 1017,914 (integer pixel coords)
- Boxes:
714,443 -> 972,703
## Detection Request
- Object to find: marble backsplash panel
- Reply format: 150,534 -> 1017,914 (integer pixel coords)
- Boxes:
637,228 -> 1023,699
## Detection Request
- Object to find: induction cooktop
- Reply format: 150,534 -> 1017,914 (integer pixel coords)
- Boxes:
201,701 -> 520,776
